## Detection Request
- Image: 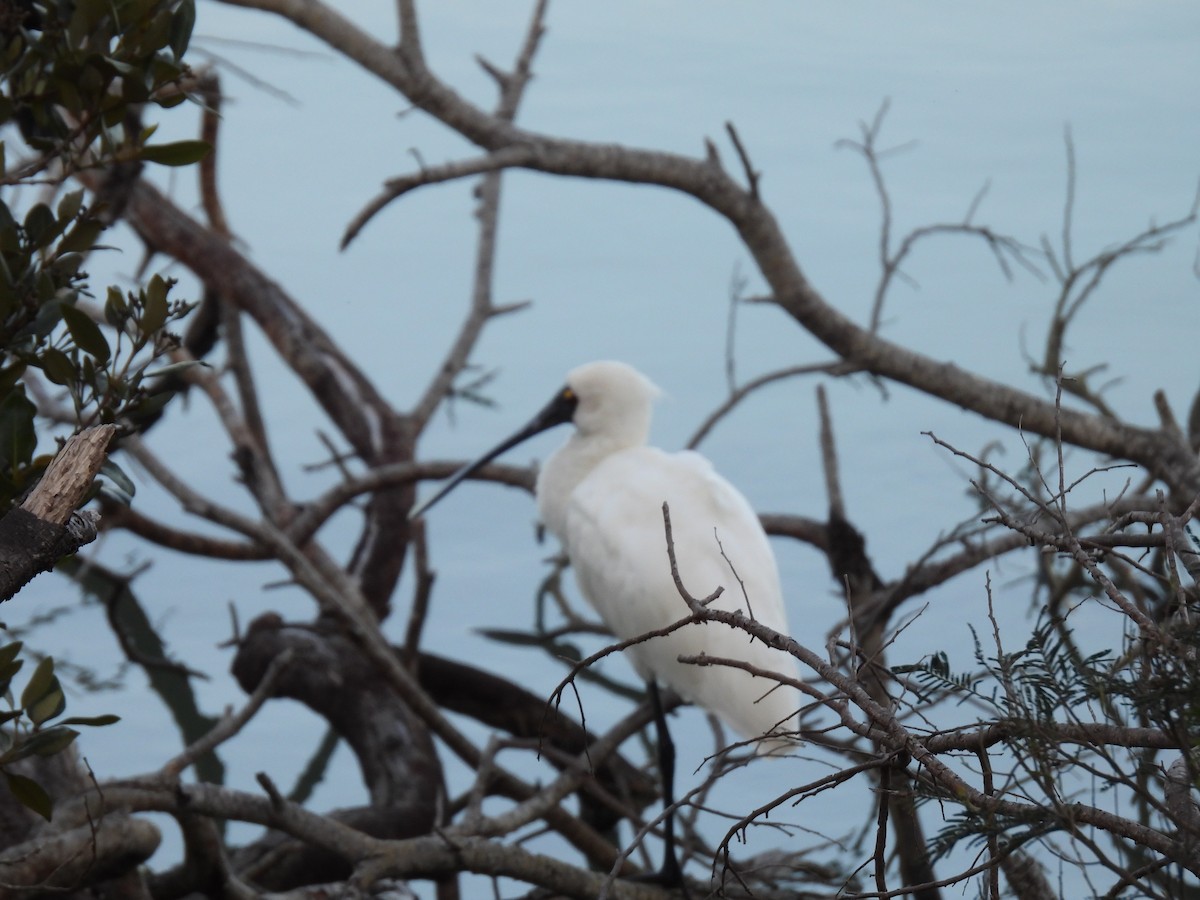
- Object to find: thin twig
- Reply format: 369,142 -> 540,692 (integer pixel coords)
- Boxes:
161,649 -> 296,777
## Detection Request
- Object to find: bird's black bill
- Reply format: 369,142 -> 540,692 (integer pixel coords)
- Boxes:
409,384 -> 579,519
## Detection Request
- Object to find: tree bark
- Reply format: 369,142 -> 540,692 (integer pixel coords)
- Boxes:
229,615 -> 443,890
0,425 -> 115,602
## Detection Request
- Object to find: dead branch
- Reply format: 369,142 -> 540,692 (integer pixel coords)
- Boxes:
0,425 -> 115,602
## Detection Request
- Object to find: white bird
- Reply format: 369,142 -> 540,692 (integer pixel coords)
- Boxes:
413,360 -> 800,882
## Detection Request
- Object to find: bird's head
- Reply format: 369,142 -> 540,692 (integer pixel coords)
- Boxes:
565,360 -> 660,446
410,360 -> 659,519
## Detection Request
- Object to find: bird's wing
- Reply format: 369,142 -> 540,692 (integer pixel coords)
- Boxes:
564,447 -> 799,743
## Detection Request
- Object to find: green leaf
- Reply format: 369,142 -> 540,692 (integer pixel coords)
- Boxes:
28,686 -> 65,726
140,274 -> 169,335
99,458 -> 135,498
70,0 -> 111,38
22,203 -> 57,248
157,90 -> 188,110
121,72 -> 150,104
38,348 -> 77,387
58,714 -> 119,727
96,481 -> 133,508
20,726 -> 77,758
139,140 -> 210,167
0,388 -> 37,469
4,772 -> 52,820
35,270 -> 57,302
30,297 -> 64,338
20,656 -> 55,709
104,286 -> 128,326
168,1 -> 195,59
51,251 -> 84,279
57,79 -> 83,117
56,190 -> 84,224
123,392 -> 172,426
0,643 -> 22,696
0,364 -> 23,396
58,218 -> 104,254
101,55 -> 137,78
0,224 -> 18,258
60,304 -> 110,363
0,642 -> 23,669
0,659 -> 23,698
0,267 -> 13,320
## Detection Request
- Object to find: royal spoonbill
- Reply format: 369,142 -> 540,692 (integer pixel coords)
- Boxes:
413,360 -> 800,882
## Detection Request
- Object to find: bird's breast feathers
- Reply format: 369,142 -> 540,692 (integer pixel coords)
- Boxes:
562,446 -> 798,740
563,447 -> 786,633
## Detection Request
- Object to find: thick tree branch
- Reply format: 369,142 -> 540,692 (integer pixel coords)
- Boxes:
0,814 -> 160,891
0,425 -> 115,602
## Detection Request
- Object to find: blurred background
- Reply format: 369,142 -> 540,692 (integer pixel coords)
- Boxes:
11,0 -> 1199,890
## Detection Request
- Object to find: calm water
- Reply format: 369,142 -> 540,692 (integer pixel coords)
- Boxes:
14,1 -> 1200,892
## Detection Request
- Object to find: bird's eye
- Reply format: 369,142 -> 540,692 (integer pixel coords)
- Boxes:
562,388 -> 575,401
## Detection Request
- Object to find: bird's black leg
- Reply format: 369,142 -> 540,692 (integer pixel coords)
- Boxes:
648,678 -> 685,889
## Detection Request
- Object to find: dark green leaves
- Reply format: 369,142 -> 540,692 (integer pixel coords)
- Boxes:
0,188 -> 97,357
0,261 -> 191,509
0,388 -> 35,467
4,772 -> 51,820
0,0 -> 205,513
97,458 -> 136,506
168,1 -> 196,60
56,191 -> 84,224
0,642 -> 24,696
0,175 -> 197,509
22,204 -> 58,250
19,657 -> 56,710
58,218 -> 104,255
2,0 -> 199,172
59,714 -> 120,727
104,286 -> 128,326
0,387 -> 36,500
21,658 -> 65,727
37,348 -> 76,386
0,650 -> 120,820
59,304 -> 110,364
141,274 -> 169,335
139,139 -> 211,167
11,726 -> 77,759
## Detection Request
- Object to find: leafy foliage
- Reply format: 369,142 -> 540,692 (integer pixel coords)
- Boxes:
894,608 -> 1200,870
0,0 -> 204,511
0,0 -> 206,823
0,0 -> 201,178
0,640 -> 118,819
0,185 -> 193,508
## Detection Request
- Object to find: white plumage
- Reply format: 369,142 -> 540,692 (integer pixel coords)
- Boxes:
538,362 -> 798,746
415,360 -> 800,749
